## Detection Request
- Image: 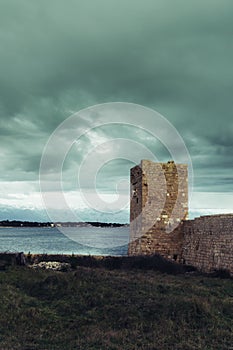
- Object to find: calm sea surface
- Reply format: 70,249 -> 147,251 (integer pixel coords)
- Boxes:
0,226 -> 129,256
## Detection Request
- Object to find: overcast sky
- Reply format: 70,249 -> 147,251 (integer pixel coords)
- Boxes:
0,0 -> 232,222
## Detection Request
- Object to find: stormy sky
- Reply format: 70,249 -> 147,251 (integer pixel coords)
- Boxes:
0,0 -> 232,222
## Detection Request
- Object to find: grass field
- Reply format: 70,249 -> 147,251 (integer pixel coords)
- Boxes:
0,258 -> 232,350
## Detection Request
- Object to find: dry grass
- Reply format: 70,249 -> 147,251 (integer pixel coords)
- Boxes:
0,262 -> 232,349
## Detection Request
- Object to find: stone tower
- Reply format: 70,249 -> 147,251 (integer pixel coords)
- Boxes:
128,160 -> 188,260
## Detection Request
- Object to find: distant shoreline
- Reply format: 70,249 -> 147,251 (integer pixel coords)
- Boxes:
0,220 -> 129,228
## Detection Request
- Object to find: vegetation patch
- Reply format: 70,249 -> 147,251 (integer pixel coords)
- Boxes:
0,263 -> 232,349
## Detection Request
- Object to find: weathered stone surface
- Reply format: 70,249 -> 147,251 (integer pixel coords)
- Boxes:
128,160 -> 188,260
128,160 -> 233,276
181,214 -> 233,275
30,261 -> 71,271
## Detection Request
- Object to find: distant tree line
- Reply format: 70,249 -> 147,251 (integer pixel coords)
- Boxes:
0,220 -> 52,227
86,222 -> 127,227
0,220 -> 129,228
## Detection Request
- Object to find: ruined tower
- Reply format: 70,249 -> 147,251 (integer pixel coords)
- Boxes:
128,160 -> 188,260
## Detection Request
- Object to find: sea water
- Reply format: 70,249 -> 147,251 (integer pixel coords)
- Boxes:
0,226 -> 129,256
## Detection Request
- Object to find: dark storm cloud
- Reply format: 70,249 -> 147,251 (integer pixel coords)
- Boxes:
0,0 -> 232,192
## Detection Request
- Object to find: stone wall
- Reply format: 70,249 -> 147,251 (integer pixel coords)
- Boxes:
181,214 -> 233,275
128,160 -> 233,276
128,160 -> 188,259
128,165 -> 143,255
